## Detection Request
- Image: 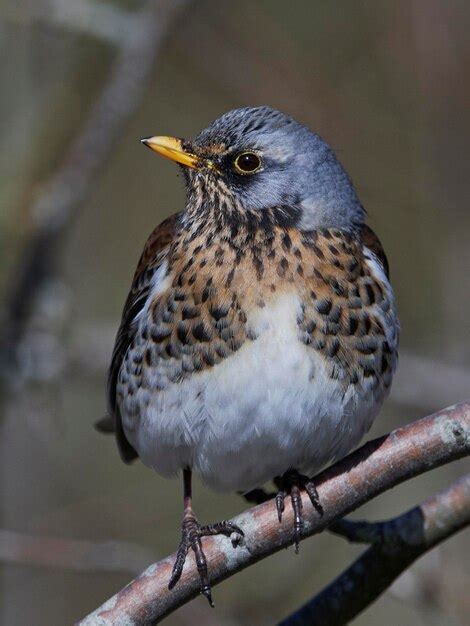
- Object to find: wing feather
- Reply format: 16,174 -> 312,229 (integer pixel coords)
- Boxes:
105,212 -> 179,462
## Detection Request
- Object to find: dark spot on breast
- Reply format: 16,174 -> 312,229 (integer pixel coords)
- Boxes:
202,349 -> 216,367
383,341 -> 392,354
174,290 -> 185,301
192,322 -> 211,342
297,264 -> 304,276
182,305 -> 199,320
270,284 -> 276,292
305,320 -> 316,334
348,259 -> 359,274
365,283 -> 376,305
144,348 -> 154,366
348,316 -> 359,335
312,244 -> 325,260
165,343 -> 181,358
199,259 -> 207,268
177,324 -> 190,344
323,321 -> 341,335
210,305 -> 229,321
252,255 -> 264,279
193,355 -> 204,371
310,290 -> 317,300
294,247 -> 302,259
362,362 -> 376,378
349,297 -> 362,309
312,336 -> 326,350
132,352 -> 143,365
328,304 -> 342,324
277,257 -> 289,277
331,279 -> 346,297
220,327 -> 235,342
282,232 -> 292,251
182,258 -> 194,272
313,268 -> 324,281
202,287 -> 214,303
215,342 -> 230,358
239,310 -> 247,323
316,298 -> 332,315
357,337 -> 378,354
349,285 -> 360,298
328,244 -> 339,256
188,274 -> 196,285
150,326 -> 172,343
326,338 -> 340,357
225,268 -> 235,288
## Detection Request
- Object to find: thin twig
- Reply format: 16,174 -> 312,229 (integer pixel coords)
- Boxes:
0,0 -> 192,383
0,529 -> 157,576
280,473 -> 470,626
78,401 -> 470,625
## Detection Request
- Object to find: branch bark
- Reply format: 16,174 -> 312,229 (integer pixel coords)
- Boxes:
280,473 -> 470,626
78,401 -> 470,625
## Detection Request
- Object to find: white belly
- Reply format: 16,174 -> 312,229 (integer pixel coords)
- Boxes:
123,294 -> 384,492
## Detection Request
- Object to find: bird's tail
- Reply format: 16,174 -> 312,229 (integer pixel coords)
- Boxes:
94,414 -> 115,433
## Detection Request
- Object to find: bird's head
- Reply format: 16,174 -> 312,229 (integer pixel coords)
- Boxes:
142,106 -> 364,231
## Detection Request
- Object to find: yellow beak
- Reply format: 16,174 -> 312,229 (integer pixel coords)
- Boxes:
141,136 -> 200,169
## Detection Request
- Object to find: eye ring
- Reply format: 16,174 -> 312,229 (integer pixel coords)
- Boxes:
233,151 -> 262,175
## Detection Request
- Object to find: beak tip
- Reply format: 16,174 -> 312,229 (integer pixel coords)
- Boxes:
141,137 -> 150,146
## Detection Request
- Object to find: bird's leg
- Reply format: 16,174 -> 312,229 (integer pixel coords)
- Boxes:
168,468 -> 244,606
274,470 -> 323,552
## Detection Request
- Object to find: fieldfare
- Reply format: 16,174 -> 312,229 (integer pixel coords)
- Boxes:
103,106 -> 399,604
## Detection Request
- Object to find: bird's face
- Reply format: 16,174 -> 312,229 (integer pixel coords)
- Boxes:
142,106 -> 364,231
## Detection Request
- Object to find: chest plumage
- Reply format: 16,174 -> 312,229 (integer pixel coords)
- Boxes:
115,219 -> 398,491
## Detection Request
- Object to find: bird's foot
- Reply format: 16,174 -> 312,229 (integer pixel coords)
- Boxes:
274,470 -> 323,553
168,513 -> 244,606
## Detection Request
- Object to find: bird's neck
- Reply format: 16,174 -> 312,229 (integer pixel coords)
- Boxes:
180,176 -> 302,244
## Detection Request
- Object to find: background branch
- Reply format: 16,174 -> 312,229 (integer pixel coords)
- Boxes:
78,401 -> 470,625
0,0 -> 192,384
280,473 -> 470,626
0,529 -> 158,576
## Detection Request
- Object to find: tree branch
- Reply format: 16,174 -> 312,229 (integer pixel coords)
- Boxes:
0,0 -> 193,384
78,401 -> 470,625
280,473 -> 470,626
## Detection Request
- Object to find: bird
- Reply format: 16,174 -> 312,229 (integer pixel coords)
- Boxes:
102,106 -> 399,605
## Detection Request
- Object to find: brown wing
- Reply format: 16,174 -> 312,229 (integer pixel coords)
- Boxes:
360,224 -> 390,279
105,212 -> 180,462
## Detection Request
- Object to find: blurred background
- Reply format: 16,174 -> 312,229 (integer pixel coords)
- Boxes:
0,0 -> 469,624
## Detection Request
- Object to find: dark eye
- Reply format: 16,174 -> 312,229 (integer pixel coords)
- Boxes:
233,151 -> 262,174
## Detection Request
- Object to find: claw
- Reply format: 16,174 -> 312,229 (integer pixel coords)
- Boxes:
291,483 -> 303,553
276,492 -> 285,522
168,538 -> 190,590
274,471 -> 323,552
305,479 -> 323,516
168,515 -> 242,605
